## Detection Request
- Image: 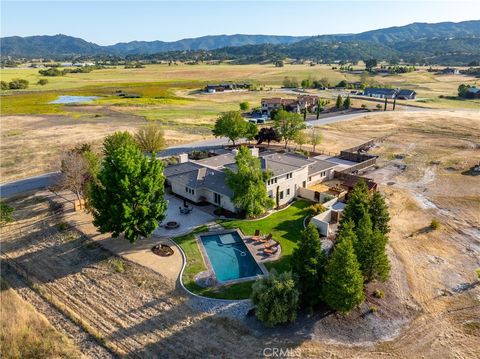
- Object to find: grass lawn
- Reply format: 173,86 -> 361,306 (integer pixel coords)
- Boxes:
171,226 -> 254,300
220,200 -> 312,273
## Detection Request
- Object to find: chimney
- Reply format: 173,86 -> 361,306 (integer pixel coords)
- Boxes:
177,153 -> 188,163
250,147 -> 259,157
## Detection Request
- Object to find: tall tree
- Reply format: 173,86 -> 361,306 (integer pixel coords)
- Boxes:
343,96 -> 351,109
369,190 -> 391,235
134,123 -> 166,154
225,146 -> 274,217
362,229 -> 391,282
335,95 -> 343,109
323,233 -> 365,314
89,132 -> 167,243
272,110 -> 306,149
308,127 -> 323,152
244,122 -> 258,144
255,127 -> 280,146
212,111 -> 247,146
251,270 -> 299,327
292,224 -> 327,310
340,180 -> 370,229
294,130 -> 308,150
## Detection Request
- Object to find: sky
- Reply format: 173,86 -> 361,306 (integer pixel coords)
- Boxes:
1,1 -> 479,45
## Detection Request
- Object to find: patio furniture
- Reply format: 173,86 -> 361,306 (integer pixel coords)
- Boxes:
263,246 -> 278,256
260,233 -> 272,243
264,240 -> 278,249
179,206 -> 193,215
251,229 -> 261,242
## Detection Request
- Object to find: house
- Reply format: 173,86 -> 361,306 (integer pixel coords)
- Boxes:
164,148 -> 338,212
204,83 -> 252,93
466,87 -> 480,99
396,89 -> 417,100
441,67 -> 460,75
261,95 -> 319,115
363,88 -> 397,99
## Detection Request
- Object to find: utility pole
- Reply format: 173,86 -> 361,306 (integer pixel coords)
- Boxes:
384,97 -> 388,111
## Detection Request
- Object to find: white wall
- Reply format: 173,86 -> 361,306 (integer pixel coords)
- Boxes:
311,210 -> 332,236
266,167 -> 308,206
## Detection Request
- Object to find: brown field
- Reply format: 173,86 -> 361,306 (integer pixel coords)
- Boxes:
1,110 -> 479,358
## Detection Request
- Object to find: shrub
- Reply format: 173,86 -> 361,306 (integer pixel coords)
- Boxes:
37,79 -> 49,86
373,289 -> 384,299
430,219 -> 440,230
369,305 -> 378,314
8,78 -> 29,89
361,104 -> 367,108
109,258 -> 127,273
309,203 -> 327,215
1,80 -> 9,90
57,222 -> 69,232
251,270 -> 299,327
239,102 -> 250,111
476,268 -> 480,280
376,104 -> 382,109
0,202 -> 14,226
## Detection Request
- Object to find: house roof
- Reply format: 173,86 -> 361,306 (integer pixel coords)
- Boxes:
167,166 -> 233,197
163,162 -> 202,178
364,88 -> 397,95
467,87 -> 480,94
397,89 -> 416,96
194,153 -> 236,169
307,159 -> 337,175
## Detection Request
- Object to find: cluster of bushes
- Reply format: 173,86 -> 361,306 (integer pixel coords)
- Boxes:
458,83 -> 478,98
335,95 -> 351,109
252,181 -> 391,326
124,63 -> 146,69
38,65 -> 103,77
1,78 -> 29,90
380,65 -> 416,74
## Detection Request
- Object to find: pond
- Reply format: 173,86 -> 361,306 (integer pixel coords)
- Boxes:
49,95 -> 100,104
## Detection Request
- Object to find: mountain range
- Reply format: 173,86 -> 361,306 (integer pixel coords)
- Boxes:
1,20 -> 480,65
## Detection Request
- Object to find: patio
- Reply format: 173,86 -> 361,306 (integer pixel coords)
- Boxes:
154,194 -> 215,237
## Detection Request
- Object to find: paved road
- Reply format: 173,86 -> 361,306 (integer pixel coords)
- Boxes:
0,108 -> 441,198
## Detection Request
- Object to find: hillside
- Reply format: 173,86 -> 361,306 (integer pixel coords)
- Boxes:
1,20 -> 479,64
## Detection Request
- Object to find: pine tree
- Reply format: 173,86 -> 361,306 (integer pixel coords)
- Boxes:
340,180 -> 370,229
89,132 -> 167,243
363,229 -> 390,282
335,95 -> 343,109
369,190 -> 391,235
323,235 -> 365,314
343,96 -> 351,109
292,223 -> 327,309
354,209 -> 373,270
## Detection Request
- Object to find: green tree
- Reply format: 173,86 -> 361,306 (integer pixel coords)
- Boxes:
89,132 -> 167,243
340,180 -> 369,228
225,146 -> 274,217
301,78 -> 311,89
239,101 -> 250,111
365,59 -> 378,71
37,79 -> 49,86
335,95 -> 343,109
363,229 -> 391,282
283,76 -> 299,88
308,127 -> 323,152
292,224 -> 327,309
294,130 -> 308,150
343,96 -> 351,109
212,111 -> 247,146
1,81 -> 8,90
323,234 -> 365,314
245,122 -> 258,144
134,123 -> 166,154
251,270 -> 299,327
336,80 -> 348,88
369,190 -> 390,234
272,110 -> 306,148
458,84 -> 471,98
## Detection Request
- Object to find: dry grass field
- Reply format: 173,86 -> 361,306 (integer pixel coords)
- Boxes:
1,110 -> 479,358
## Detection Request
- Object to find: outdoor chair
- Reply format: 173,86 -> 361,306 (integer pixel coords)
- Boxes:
263,246 -> 278,256
260,233 -> 272,243
251,229 -> 261,242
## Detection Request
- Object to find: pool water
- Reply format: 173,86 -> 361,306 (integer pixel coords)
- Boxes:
49,95 -> 100,104
200,232 -> 263,282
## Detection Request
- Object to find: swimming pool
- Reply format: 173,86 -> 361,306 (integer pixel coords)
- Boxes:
49,95 -> 100,104
199,231 -> 263,282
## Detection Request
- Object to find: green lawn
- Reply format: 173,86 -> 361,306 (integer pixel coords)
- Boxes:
172,226 -> 255,300
220,200 -> 312,273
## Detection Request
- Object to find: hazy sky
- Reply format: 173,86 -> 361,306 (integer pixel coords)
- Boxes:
1,1 -> 479,45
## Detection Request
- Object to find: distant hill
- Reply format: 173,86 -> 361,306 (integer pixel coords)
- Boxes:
0,34 -> 307,58
1,20 -> 479,65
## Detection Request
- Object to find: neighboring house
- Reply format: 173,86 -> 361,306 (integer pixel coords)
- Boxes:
204,83 -> 252,93
363,88 -> 397,99
396,89 -> 417,100
441,67 -> 460,75
164,148 -> 337,212
466,87 -> 480,99
261,95 -> 319,115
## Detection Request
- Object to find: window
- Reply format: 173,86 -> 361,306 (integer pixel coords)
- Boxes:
214,193 -> 221,205
185,187 -> 194,195
308,176 -> 312,182
302,181 -> 306,188
286,188 -> 290,196
185,186 -> 189,193
321,171 -> 326,177
279,191 -> 284,200
286,173 -> 293,179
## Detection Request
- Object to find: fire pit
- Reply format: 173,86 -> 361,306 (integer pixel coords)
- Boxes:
164,221 -> 179,230
152,244 -> 174,257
